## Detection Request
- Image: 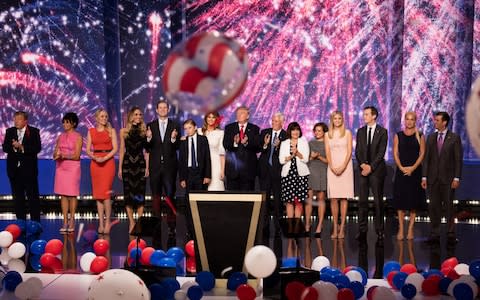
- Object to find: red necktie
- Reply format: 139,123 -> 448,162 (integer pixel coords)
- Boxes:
240,125 -> 245,140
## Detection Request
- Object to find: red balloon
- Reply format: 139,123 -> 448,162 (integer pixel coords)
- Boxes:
40,253 -> 56,267
422,277 -> 441,296
387,271 -> 398,288
300,286 -> 318,300
400,263 -> 417,275
45,239 -> 63,256
186,256 -> 196,273
366,286 -> 378,300
90,256 -> 109,274
140,247 -> 155,266
343,266 -> 355,274
236,284 -> 256,300
441,266 -> 453,276
441,257 -> 458,270
93,239 -> 110,256
128,239 -> 147,252
5,224 -> 21,240
447,268 -> 460,280
185,240 -> 195,257
285,281 -> 305,300
337,288 -> 355,300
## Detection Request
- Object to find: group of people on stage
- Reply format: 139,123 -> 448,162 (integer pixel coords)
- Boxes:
2,102 -> 463,245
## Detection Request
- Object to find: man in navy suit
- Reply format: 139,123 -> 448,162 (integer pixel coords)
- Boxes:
2,111 -> 42,221
355,106 -> 388,240
422,112 -> 463,244
223,106 -> 260,191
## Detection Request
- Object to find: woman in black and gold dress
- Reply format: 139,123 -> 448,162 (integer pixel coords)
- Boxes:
118,106 -> 149,234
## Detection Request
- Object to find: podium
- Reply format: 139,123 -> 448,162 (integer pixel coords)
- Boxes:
188,192 -> 265,277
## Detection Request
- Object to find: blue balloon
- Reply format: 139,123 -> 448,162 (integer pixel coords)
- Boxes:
352,267 -> 368,286
150,250 -> 167,266
392,272 -> 408,290
439,277 -> 453,294
25,220 -> 42,236
401,283 -> 417,299
187,285 -> 204,300
227,272 -> 247,291
130,248 -> 143,260
158,257 -> 176,268
30,239 -> 47,255
176,264 -> 186,276
321,266 -> 342,277
162,278 -> 180,294
196,271 -> 216,291
383,261 -> 401,278
334,274 -> 350,287
319,272 -> 335,283
453,282 -> 474,300
166,247 -> 185,263
2,271 -> 23,291
469,259 -> 480,279
282,257 -> 297,268
425,269 -> 444,279
149,283 -> 169,300
349,281 -> 365,299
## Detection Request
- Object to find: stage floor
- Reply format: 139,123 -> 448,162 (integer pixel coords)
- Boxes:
0,214 -> 478,299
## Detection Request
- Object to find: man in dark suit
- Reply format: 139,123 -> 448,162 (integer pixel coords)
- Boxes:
421,112 -> 462,244
179,119 -> 211,240
355,106 -> 388,240
146,100 -> 180,236
258,112 -> 287,240
223,106 -> 260,191
2,111 -> 42,221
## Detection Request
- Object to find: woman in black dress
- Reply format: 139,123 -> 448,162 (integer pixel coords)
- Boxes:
118,107 -> 149,234
393,111 -> 426,240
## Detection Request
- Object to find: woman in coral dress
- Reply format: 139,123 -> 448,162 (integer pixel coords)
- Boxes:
86,109 -> 118,234
54,112 -> 82,233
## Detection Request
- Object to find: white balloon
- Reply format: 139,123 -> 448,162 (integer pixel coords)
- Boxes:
87,269 -> 150,300
405,272 -> 424,292
311,256 -> 330,272
372,286 -> 396,300
244,245 -> 277,278
448,276 -> 478,297
7,258 -> 26,273
0,231 -> 14,248
312,281 -> 337,299
181,280 -> 198,291
345,270 -> 363,283
80,252 -> 97,272
25,277 -> 43,298
0,247 -> 12,265
7,242 -> 26,259
14,281 -> 32,300
174,289 -> 187,300
454,263 -> 470,275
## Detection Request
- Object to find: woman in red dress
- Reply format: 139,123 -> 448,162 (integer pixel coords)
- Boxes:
86,109 -> 118,234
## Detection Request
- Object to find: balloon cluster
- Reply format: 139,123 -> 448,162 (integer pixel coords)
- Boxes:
1,271 -> 43,300
78,238 -> 110,274
0,223 -> 33,273
383,258 -> 480,299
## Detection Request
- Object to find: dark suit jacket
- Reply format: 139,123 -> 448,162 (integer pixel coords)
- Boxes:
223,122 -> 260,179
146,118 -> 180,173
258,128 -> 287,178
179,135 -> 212,182
2,125 -> 41,178
422,131 -> 463,185
355,125 -> 388,177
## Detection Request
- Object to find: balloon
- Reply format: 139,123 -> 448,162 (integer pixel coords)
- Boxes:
195,271 -> 215,291
400,263 -> 417,275
382,261 -> 401,278
401,283 -> 417,299
447,276 -> 478,297
30,239 -> 47,255
7,258 -> 26,273
5,224 -> 21,240
453,282 -> 474,300
45,239 -> 63,256
185,240 -> 195,257
156,257 -> 176,268
387,271 -> 398,288
80,252 -> 97,272
40,253 -> 56,268
163,31 -> 248,115
236,284 -> 256,300
285,281 -> 305,300
150,250 -> 166,266
300,286 -> 318,300
454,263 -> 470,275
371,286 -> 396,300
422,276 -> 441,296
392,272 -> 408,290
29,255 -> 42,271
227,272 -> 248,291
282,257 -> 297,268
343,266 -> 355,274
244,245 -> 277,278
15,281 -> 34,300
186,256 -> 196,273
129,248 -> 143,262
7,242 -> 26,259
128,239 -> 147,252
337,288 -> 355,300
351,266 -> 368,286
187,285 -> 203,300
439,277 -> 453,294
140,247 -> 155,266
26,277 -> 43,298
312,281 -> 338,300
181,280 -> 199,291
174,289 -> 187,300
366,286 -> 378,300
167,247 -> 185,263
87,269 -> 150,299
442,257 -> 459,270
0,231 -> 14,248
334,274 -> 351,287
93,239 -> 110,256
405,272 -> 424,292
311,255 -> 330,271
3,270 -> 22,291
469,259 -> 480,279
447,268 -> 460,280
348,281 -> 365,299
90,256 -> 109,274
82,229 -> 98,243
163,278 -> 181,295
149,283 -> 168,300
345,270 -> 363,283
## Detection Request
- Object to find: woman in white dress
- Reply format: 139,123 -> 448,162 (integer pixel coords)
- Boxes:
198,111 -> 225,191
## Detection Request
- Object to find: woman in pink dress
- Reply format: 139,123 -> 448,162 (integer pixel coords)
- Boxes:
54,112 -> 83,233
325,111 -> 354,239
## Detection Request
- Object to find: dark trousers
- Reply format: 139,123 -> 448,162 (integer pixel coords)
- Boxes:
150,165 -> 177,228
9,172 -> 40,221
185,168 -> 207,239
428,182 -> 455,237
358,174 -> 385,234
259,169 -> 282,237
226,175 -> 255,191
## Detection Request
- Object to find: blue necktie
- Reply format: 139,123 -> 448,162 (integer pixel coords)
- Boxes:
269,132 -> 277,165
191,136 -> 197,168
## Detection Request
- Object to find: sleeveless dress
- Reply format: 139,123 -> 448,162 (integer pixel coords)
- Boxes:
90,128 -> 115,201
308,139 -> 327,191
122,125 -> 147,208
393,131 -> 426,210
54,131 -> 81,196
326,130 -> 354,198
198,128 -> 225,191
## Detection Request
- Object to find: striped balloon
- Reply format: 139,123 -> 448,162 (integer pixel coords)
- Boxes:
163,31 -> 248,114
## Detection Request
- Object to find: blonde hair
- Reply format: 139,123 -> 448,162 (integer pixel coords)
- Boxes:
124,106 -> 146,138
328,111 -> 346,138
95,108 -> 113,136
405,111 -> 421,144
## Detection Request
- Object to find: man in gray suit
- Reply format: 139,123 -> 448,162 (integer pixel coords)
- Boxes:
422,112 -> 463,244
